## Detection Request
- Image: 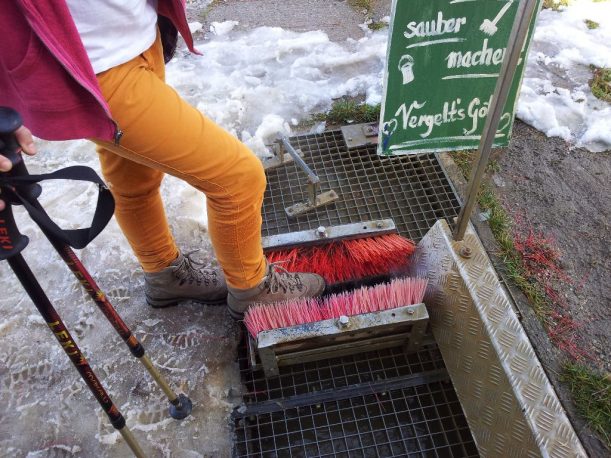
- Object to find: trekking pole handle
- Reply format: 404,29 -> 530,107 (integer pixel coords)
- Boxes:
0,107 -> 40,202
0,107 -> 29,259
0,196 -> 28,260
0,106 -> 25,171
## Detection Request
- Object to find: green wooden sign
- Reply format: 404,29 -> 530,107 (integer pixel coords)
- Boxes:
378,0 -> 541,155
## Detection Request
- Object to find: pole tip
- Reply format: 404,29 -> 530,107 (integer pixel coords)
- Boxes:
169,393 -> 193,420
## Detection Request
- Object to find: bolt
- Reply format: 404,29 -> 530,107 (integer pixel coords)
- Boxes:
376,221 -> 384,228
316,226 -> 327,238
406,309 -> 415,315
338,315 -> 350,328
459,245 -> 473,259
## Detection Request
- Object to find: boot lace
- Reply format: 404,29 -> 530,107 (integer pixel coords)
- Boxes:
173,251 -> 218,287
264,262 -> 305,294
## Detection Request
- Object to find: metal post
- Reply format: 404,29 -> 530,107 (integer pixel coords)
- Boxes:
453,0 -> 540,241
280,136 -> 321,206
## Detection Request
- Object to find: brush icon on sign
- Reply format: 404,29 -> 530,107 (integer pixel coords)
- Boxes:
480,1 -> 513,36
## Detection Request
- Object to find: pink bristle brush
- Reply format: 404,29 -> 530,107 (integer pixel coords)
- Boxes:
244,277 -> 428,338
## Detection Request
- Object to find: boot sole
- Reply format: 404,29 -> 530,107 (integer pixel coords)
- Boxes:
147,295 -> 227,309
227,306 -> 244,321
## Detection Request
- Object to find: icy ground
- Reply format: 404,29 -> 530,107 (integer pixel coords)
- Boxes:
1,1 -> 610,456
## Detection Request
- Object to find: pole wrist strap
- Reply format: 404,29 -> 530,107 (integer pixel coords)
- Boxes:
0,166 -> 114,249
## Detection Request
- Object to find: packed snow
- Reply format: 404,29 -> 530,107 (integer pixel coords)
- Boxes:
519,0 -> 611,151
166,26 -> 387,156
175,2 -> 611,155
1,1 -> 610,456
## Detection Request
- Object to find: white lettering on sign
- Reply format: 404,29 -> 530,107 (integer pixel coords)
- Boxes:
464,96 -> 493,135
394,99 -> 467,138
390,96 -> 512,140
445,39 -> 506,68
404,11 -> 467,39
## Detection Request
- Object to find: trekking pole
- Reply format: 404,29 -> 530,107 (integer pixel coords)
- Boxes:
6,256 -> 146,457
51,242 -> 193,420
0,112 -> 145,457
0,107 -> 198,455
0,107 -> 192,420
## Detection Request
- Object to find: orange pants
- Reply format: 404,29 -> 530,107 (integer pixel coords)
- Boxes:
93,33 -> 267,289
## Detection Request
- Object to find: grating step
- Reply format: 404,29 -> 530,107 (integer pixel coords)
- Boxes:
233,343 -> 478,457
261,130 -> 461,242
233,131 -> 474,457
233,369 -> 450,419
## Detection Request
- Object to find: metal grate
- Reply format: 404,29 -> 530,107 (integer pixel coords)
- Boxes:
239,342 -> 443,404
234,385 -> 478,458
233,131 -> 475,457
262,130 -> 461,242
233,342 -> 478,457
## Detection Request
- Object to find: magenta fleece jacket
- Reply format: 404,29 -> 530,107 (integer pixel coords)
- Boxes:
0,0 -> 196,142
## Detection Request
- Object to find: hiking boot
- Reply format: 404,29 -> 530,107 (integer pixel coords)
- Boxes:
144,252 -> 227,308
227,262 -> 325,320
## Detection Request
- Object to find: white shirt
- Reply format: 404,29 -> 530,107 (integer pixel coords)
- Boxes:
66,0 -> 159,74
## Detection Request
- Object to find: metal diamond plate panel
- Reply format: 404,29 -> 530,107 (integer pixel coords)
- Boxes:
410,220 -> 586,457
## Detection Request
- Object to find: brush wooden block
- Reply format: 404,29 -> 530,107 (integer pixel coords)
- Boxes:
255,303 -> 428,377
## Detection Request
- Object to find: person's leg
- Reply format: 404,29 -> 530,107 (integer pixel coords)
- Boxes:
95,34 -> 267,289
95,148 -> 228,307
95,149 -> 178,273
95,32 -> 324,313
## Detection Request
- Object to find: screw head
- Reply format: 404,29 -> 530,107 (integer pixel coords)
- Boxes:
376,221 -> 384,228
459,245 -> 473,258
338,315 -> 350,328
316,226 -> 327,238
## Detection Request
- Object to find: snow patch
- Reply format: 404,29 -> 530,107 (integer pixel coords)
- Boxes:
166,26 -> 387,156
26,445 -> 82,457
143,318 -> 163,327
210,20 -> 239,36
188,21 -> 203,34
26,314 -> 46,325
519,0 -> 611,150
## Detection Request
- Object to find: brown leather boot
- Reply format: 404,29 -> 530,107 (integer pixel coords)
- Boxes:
227,262 -> 325,320
144,252 -> 227,308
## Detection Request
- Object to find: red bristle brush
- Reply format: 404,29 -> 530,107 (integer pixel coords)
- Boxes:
264,220 -> 416,285
244,277 -> 428,338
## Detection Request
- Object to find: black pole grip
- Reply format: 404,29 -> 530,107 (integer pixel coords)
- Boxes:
0,107 -> 41,203
0,108 -> 29,258
0,107 -> 111,250
0,107 -> 24,169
